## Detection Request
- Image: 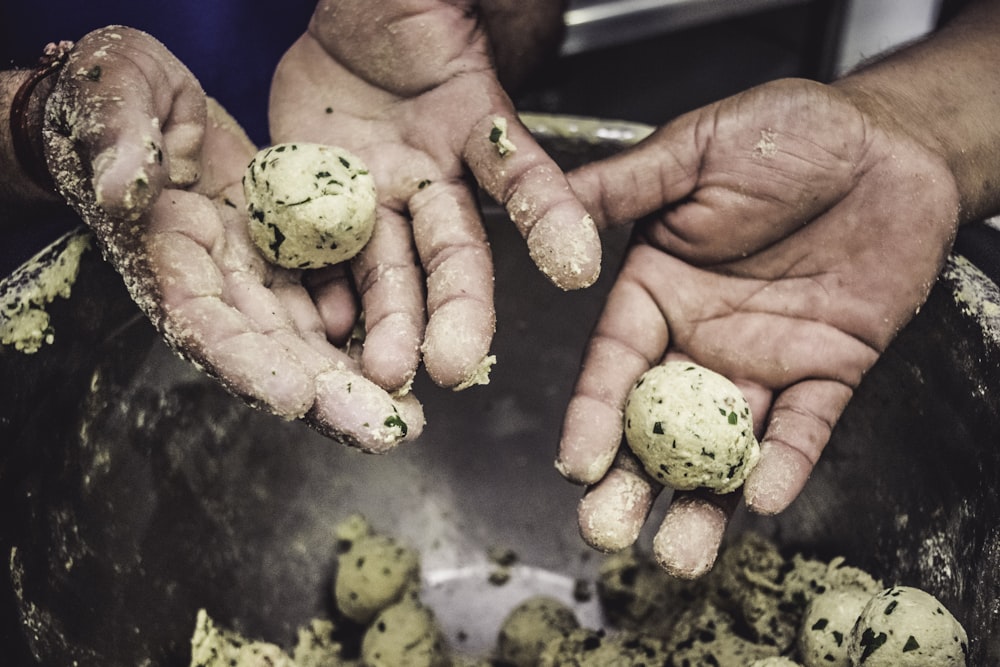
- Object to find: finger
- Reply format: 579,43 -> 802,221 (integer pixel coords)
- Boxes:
50,27 -> 206,220
577,452 -> 659,553
352,206 -> 425,392
744,378 -> 853,515
410,180 -> 496,389
308,368 -> 425,453
304,265 -> 361,345
145,244 -> 314,417
652,492 -> 738,579
557,269 -> 668,484
465,112 -> 601,290
567,117 -> 701,229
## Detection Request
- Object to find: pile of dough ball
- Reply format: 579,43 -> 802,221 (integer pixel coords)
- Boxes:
243,142 -> 377,269
189,514 -> 449,667
589,532 -> 967,667
189,521 -> 968,667
624,361 -> 760,493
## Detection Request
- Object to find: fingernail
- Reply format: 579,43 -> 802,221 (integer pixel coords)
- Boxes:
743,440 -> 810,515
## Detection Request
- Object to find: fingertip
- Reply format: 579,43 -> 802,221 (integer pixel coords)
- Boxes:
557,394 -> 622,484
312,368 -> 419,453
652,496 -> 727,579
92,139 -> 168,221
577,468 -> 655,553
421,298 -> 495,388
743,439 -> 814,515
526,211 -> 601,290
361,311 -> 422,392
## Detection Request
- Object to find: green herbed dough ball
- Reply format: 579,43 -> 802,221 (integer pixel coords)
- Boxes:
361,593 -> 449,667
798,589 -> 873,667
624,361 -> 760,493
847,586 -> 968,666
496,596 -> 581,666
243,142 -> 376,269
334,531 -> 420,624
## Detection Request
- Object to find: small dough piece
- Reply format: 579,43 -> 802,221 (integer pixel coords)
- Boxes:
847,586 -> 968,666
624,361 -> 759,493
243,142 -> 376,269
361,592 -> 449,667
496,595 -> 580,666
798,589 -> 873,667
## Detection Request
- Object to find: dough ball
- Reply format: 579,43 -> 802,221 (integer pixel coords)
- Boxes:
361,592 -> 449,667
496,595 -> 580,666
334,530 -> 420,624
798,589 -> 873,667
624,361 -> 760,493
847,586 -> 968,666
243,142 -> 376,269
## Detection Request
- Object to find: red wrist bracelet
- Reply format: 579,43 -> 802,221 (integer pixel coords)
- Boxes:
9,40 -> 74,191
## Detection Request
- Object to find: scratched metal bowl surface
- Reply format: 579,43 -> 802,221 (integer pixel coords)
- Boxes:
1,115 -> 999,666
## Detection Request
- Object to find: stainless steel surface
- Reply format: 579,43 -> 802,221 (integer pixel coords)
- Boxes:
562,0 -> 812,54
2,115 -> 999,665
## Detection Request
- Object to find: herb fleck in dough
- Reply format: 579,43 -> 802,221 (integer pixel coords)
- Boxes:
848,585 -> 968,666
624,361 -> 760,493
243,142 -> 377,269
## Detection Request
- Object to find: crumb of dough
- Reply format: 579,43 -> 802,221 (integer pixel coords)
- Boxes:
452,354 -> 496,391
291,618 -> 352,667
848,585 -> 968,666
0,229 -> 91,354
748,658 -> 804,667
361,591 -> 450,667
798,589 -> 873,667
333,517 -> 421,625
488,117 -> 517,157
243,142 -> 376,269
189,608 -> 296,667
624,361 -> 760,493
496,596 -> 580,667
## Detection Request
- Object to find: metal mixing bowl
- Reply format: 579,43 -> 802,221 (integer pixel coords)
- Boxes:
2,115 -> 998,665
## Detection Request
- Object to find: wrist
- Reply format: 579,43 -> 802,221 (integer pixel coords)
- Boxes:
833,2 -> 1000,224
1,41 -> 73,209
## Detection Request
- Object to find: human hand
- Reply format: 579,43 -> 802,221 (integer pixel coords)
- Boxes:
269,0 -> 601,392
42,26 -> 423,452
557,77 -> 960,576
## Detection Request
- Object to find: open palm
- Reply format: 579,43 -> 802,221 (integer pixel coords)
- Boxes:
269,0 -> 602,392
43,26 -> 422,452
558,78 -> 960,576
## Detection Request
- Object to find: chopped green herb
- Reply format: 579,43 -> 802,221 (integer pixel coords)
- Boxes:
903,636 -> 920,652
858,628 -> 888,661
384,414 -> 408,437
